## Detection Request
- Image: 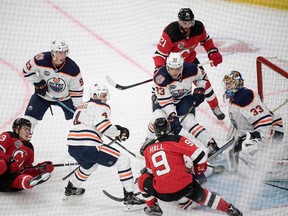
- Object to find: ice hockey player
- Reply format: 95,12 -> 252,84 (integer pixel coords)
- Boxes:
0,118 -> 54,192
138,118 -> 243,216
23,40 -> 84,135
153,8 -> 225,120
64,83 -> 145,211
223,71 -> 285,176
142,52 -> 220,158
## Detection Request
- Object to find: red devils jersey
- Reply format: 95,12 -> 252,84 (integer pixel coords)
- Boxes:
142,135 -> 205,194
0,132 -> 34,169
153,21 -> 216,68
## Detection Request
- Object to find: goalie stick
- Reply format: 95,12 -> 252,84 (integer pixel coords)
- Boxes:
208,138 -> 235,162
102,190 -> 141,202
105,60 -> 212,90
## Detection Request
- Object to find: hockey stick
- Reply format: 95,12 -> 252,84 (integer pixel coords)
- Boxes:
45,92 -> 75,114
24,162 -> 79,170
105,60 -> 212,90
62,166 -> 80,181
106,136 -> 143,160
208,138 -> 235,162
272,98 -> 288,112
102,190 -> 141,202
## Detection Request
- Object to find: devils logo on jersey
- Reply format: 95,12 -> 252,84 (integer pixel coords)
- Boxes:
47,77 -> 66,93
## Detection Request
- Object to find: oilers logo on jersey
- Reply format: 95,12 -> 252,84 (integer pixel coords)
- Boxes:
47,77 -> 66,92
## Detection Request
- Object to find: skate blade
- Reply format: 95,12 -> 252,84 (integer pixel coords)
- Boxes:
123,203 -> 145,211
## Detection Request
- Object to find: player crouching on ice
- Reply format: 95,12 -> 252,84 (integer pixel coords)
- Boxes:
64,83 -> 145,211
138,118 -> 242,216
222,71 -> 285,179
0,118 -> 54,192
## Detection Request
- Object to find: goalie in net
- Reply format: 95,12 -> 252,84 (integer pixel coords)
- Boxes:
222,70 -> 286,181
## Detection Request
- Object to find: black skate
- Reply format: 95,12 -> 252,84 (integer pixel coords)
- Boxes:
212,106 -> 225,120
227,204 -> 243,216
28,172 -> 51,187
63,181 -> 85,200
123,188 -> 145,211
144,202 -> 163,216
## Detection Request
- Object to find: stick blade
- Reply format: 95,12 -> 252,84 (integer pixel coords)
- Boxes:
105,75 -> 117,88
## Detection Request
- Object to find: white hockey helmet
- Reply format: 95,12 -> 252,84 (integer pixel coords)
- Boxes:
166,52 -> 184,69
51,40 -> 69,53
89,83 -> 110,100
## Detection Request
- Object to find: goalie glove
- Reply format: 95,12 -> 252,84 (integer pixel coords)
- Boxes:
115,125 -> 130,141
234,131 -> 261,154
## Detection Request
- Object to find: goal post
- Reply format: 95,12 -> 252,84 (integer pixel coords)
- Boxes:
256,56 -> 288,100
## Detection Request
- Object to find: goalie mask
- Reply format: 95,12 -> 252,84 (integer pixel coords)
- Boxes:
223,71 -> 244,99
89,83 -> 110,102
166,52 -> 184,80
154,118 -> 171,137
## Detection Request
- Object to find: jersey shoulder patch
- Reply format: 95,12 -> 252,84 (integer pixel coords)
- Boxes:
34,52 -> 53,67
233,88 -> 254,107
153,66 -> 173,86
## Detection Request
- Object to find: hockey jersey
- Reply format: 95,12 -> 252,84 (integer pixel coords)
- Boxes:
0,132 -> 34,169
67,99 -> 121,148
153,21 -> 216,68
142,134 -> 206,194
153,62 -> 206,116
229,88 -> 284,144
23,52 -> 84,107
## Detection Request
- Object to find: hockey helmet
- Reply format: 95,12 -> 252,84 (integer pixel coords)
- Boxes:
178,8 -> 194,21
51,40 -> 69,53
89,83 -> 110,100
12,118 -> 32,132
154,118 -> 171,137
166,52 -> 184,69
223,71 -> 244,99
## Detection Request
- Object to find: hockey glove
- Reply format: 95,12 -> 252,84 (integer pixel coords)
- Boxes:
193,162 -> 208,175
168,114 -> 182,134
207,48 -> 222,67
9,157 -> 22,174
34,80 -> 48,96
36,161 -> 54,173
191,87 -> 205,107
115,125 -> 130,141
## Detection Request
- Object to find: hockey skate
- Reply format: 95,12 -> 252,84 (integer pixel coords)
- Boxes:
123,188 -> 145,211
178,197 -> 193,209
212,107 -> 225,120
63,181 -> 85,200
226,204 -> 243,216
144,202 -> 163,216
28,172 -> 51,187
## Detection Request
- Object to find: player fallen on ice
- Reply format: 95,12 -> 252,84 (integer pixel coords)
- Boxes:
138,118 -> 242,216
0,118 -> 54,192
63,83 -> 145,211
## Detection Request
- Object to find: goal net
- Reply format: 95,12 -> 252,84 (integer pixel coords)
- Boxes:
256,56 -> 288,141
